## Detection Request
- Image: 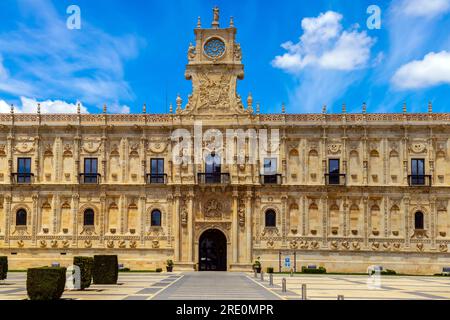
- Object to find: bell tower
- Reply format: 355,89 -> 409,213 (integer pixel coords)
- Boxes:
180,7 -> 250,116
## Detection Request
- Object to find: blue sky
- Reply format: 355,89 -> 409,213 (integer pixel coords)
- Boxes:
0,0 -> 450,114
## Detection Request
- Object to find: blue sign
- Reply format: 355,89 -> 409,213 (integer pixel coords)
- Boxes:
284,257 -> 291,267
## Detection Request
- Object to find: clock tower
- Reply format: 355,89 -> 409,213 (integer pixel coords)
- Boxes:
179,7 -> 250,116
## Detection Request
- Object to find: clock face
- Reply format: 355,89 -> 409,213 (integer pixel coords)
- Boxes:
204,38 -> 226,59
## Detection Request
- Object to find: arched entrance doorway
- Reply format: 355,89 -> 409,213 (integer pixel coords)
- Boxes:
199,229 -> 227,271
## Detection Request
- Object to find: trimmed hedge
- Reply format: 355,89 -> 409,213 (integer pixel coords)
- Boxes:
301,266 -> 327,274
381,269 -> 397,275
266,267 -> 274,273
0,256 -> 7,280
26,267 -> 67,300
73,256 -> 93,290
93,255 -> 118,284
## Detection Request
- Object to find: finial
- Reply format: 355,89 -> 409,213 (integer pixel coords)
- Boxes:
10,104 -> 14,114
143,103 -> 147,114
428,101 -> 433,113
282,102 -> 286,114
197,16 -> 201,28
212,6 -> 220,28
169,103 -> 173,114
37,103 -> 41,114
362,102 -> 367,114
342,103 -> 346,114
176,94 -> 182,112
230,16 -> 235,28
256,102 -> 260,114
322,105 -> 327,114
247,92 -> 253,109
77,102 -> 81,114
103,104 -> 107,114
402,102 -> 407,113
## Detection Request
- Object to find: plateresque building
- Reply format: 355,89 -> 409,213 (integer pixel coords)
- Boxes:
1,9 -> 450,274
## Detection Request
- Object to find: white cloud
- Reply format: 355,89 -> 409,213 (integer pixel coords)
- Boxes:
0,97 -> 88,114
400,0 -> 450,18
272,11 -> 375,73
392,51 -> 450,89
0,0 -> 143,112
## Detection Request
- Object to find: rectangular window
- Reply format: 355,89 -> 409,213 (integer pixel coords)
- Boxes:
84,158 -> 98,183
328,159 -> 340,185
150,158 -> 165,183
411,159 -> 425,185
205,153 -> 221,183
17,158 -> 31,183
263,158 -> 278,183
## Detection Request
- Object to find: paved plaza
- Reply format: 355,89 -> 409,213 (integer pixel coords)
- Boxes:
0,272 -> 449,300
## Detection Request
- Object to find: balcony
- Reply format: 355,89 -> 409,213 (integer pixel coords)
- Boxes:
11,173 -> 34,184
325,173 -> 346,186
197,173 -> 230,185
260,174 -> 282,185
79,173 -> 101,184
408,175 -> 432,186
146,173 -> 168,184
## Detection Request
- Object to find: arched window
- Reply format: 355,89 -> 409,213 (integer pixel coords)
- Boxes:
16,209 -> 27,226
415,211 -> 424,230
265,209 -> 276,227
151,209 -> 162,227
83,209 -> 95,226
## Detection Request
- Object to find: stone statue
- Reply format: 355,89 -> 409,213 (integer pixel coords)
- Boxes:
188,43 -> 196,61
234,43 -> 242,60
212,7 -> 219,27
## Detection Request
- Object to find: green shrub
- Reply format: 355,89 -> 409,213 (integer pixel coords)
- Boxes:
119,268 -> 131,272
156,268 -> 163,273
0,256 -> 7,280
93,255 -> 118,284
26,267 -> 67,300
301,266 -> 327,274
266,267 -> 274,273
73,256 -> 93,290
381,269 -> 396,275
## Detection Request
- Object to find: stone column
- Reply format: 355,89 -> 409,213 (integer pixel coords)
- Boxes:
187,191 -> 194,263
245,189 -> 252,263
100,194 -> 106,245
404,195 -> 410,247
281,195 -> 288,246
431,196 -> 436,249
173,189 -> 181,262
139,195 -> 146,245
232,188 -> 238,264
321,195 -> 328,246
71,193 -> 79,246
4,195 -> 11,244
363,196 -> 369,248
32,193 -> 38,245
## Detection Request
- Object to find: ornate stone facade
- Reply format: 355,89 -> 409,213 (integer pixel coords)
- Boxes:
0,9 -> 450,274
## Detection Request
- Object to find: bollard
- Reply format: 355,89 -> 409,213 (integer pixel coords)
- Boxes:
269,273 -> 273,286
282,278 -> 287,293
290,269 -> 294,277
337,295 -> 344,300
301,284 -> 307,300
254,270 -> 257,278
260,271 -> 264,281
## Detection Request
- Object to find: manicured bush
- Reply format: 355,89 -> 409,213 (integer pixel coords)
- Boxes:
73,256 -> 93,290
26,267 -> 67,300
156,268 -> 163,273
301,266 -> 327,274
381,269 -> 396,275
93,255 -> 118,284
266,267 -> 274,273
0,256 -> 7,280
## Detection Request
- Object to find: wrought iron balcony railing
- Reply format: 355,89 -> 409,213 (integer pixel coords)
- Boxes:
79,173 -> 101,184
260,174 -> 282,185
408,175 -> 432,186
146,173 -> 168,184
11,173 -> 34,184
325,173 -> 346,186
197,173 -> 230,185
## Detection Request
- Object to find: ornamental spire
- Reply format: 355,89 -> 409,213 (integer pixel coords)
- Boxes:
212,6 -> 220,28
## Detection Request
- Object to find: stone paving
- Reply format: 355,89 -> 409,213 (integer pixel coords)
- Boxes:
0,271 -> 450,300
250,273 -> 450,300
